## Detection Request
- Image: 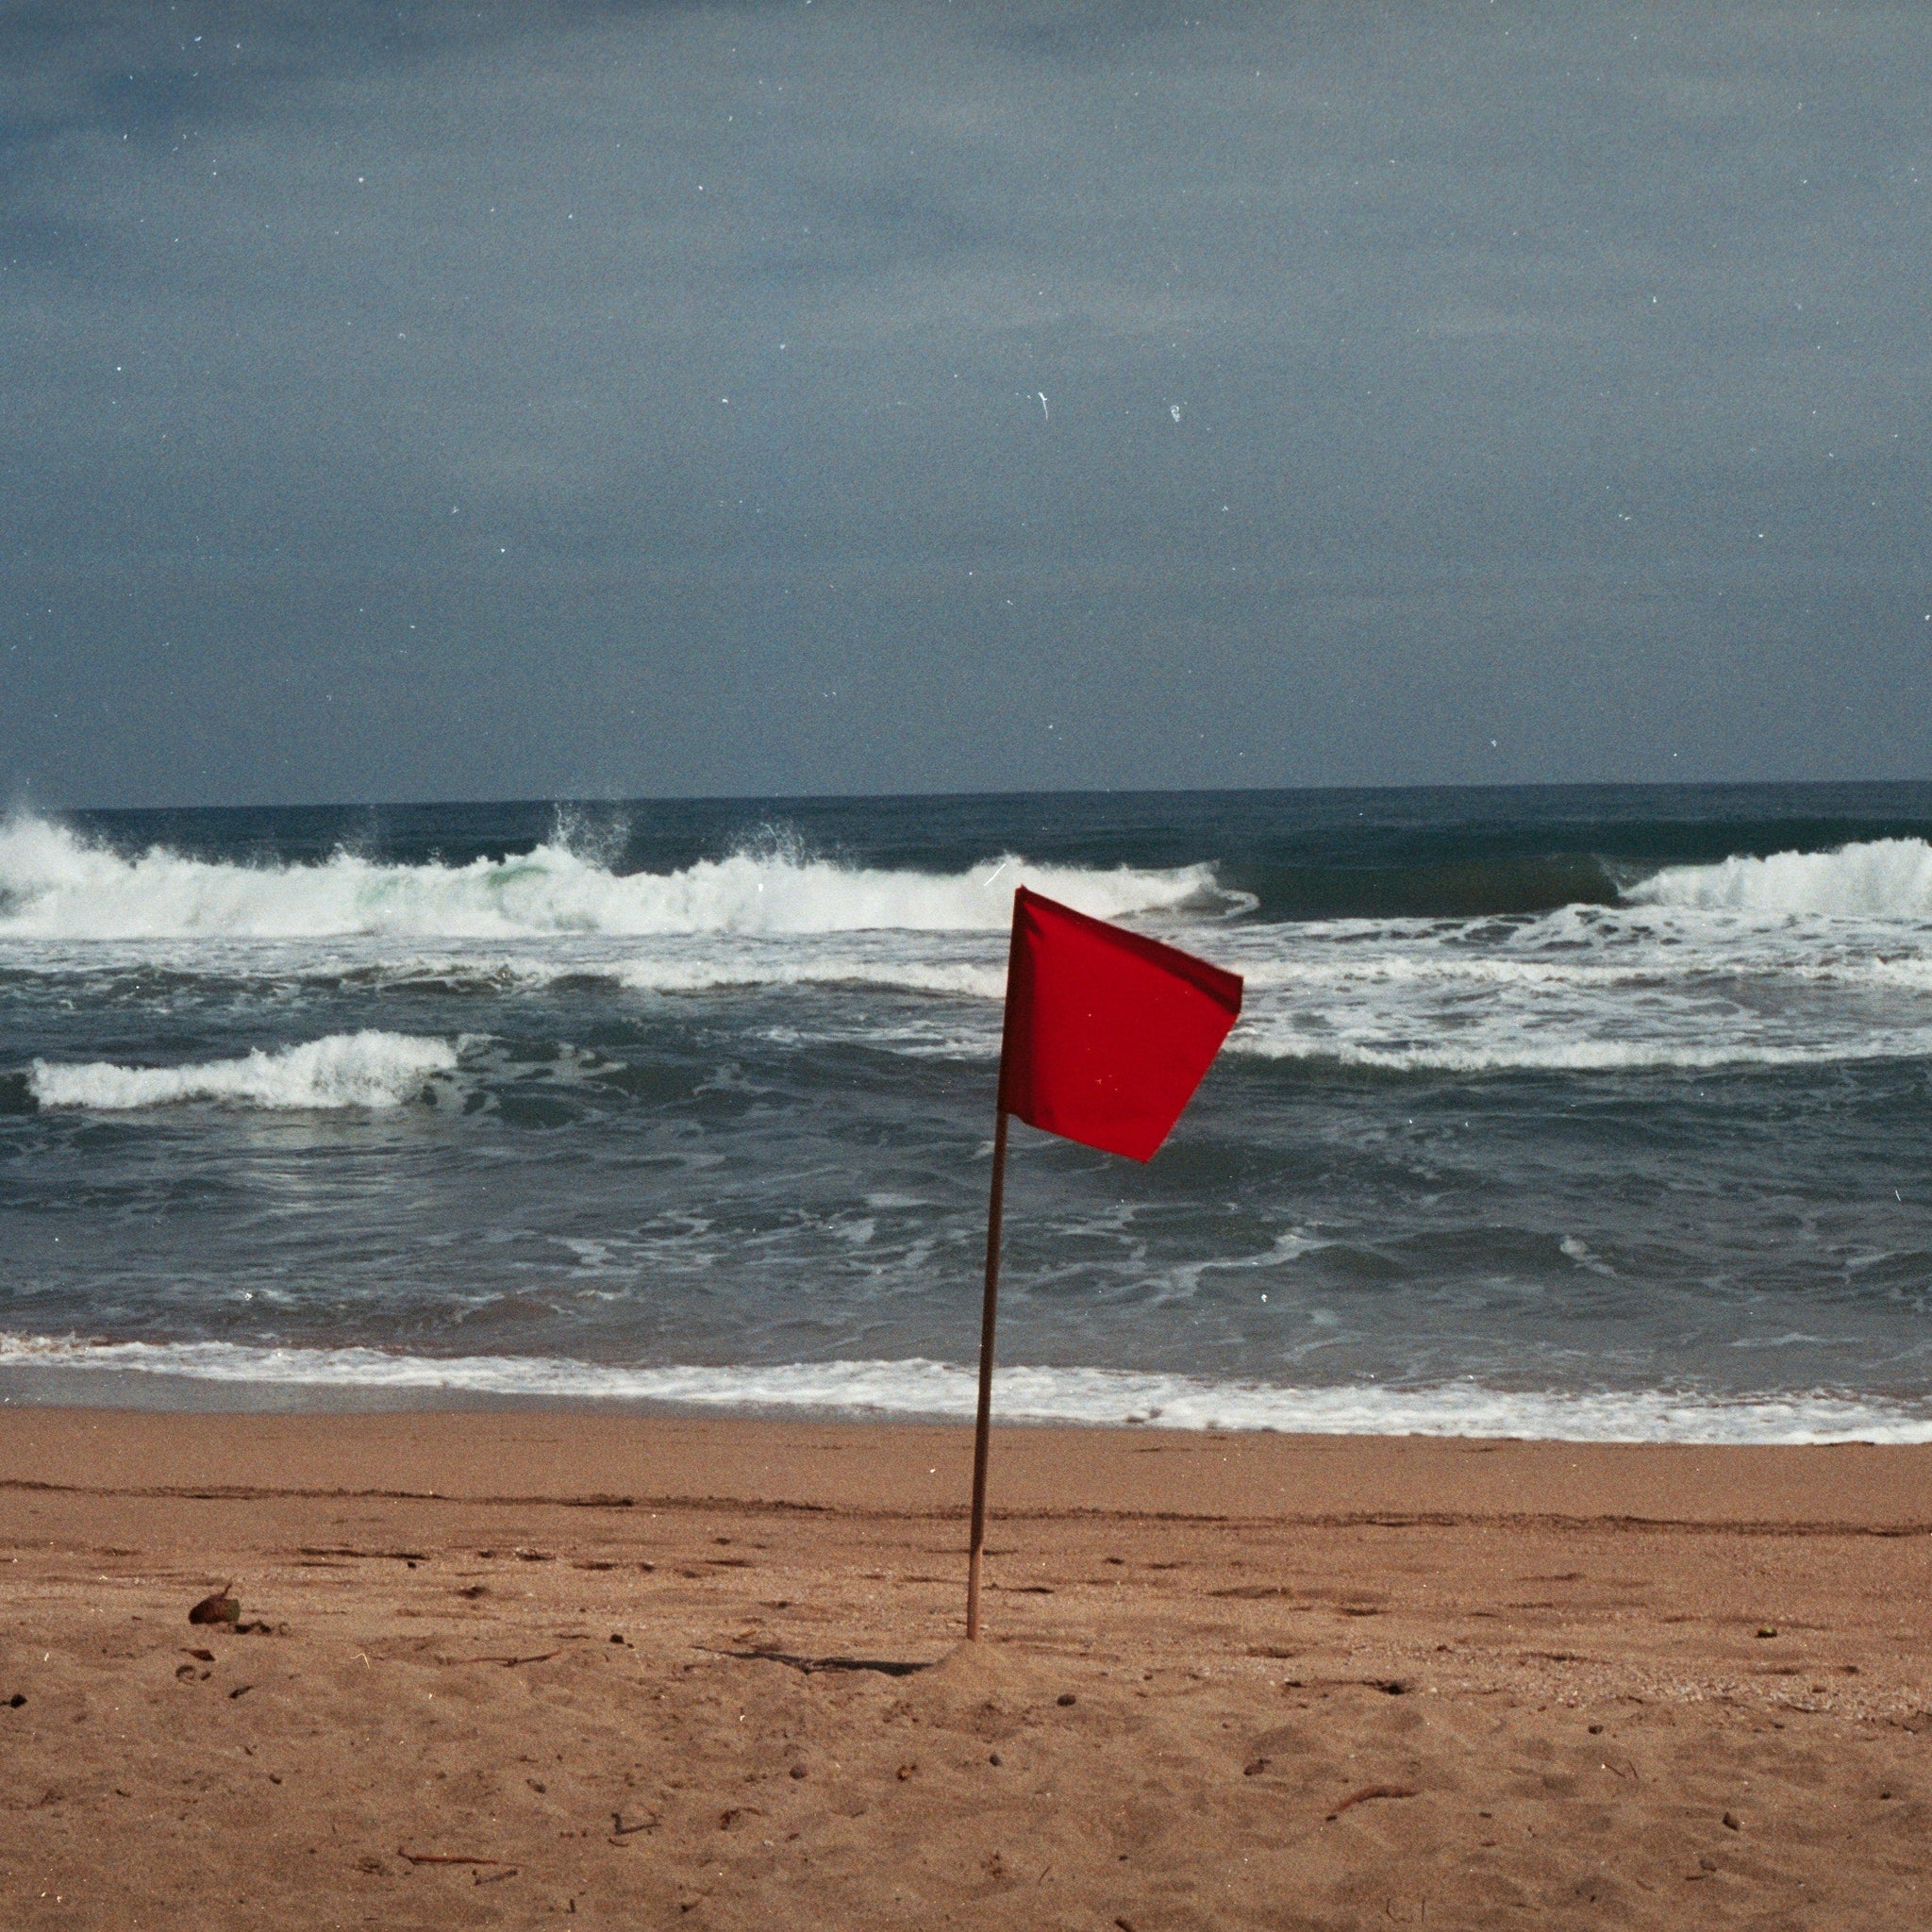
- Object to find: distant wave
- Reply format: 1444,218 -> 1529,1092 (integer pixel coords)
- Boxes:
29,1031 -> 458,1110
0,813 -> 1227,941
9,813 -> 1932,945
1628,838 -> 1932,917
2,1334 -> 1927,1441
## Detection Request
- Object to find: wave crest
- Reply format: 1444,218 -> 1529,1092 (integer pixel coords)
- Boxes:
1628,838 -> 1932,917
29,1031 -> 458,1110
0,814 -> 1224,940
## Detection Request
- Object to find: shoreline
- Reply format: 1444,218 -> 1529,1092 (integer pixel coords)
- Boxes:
7,1404 -> 1932,1526
8,1351 -> 1932,1445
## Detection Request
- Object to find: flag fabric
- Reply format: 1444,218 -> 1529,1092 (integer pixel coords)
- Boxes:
996,886 -> 1243,1161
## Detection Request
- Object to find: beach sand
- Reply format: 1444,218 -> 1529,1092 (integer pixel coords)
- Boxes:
2,1409 -> 1929,1929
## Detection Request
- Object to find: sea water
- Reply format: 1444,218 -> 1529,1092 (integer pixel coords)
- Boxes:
5,784 -> 1932,1441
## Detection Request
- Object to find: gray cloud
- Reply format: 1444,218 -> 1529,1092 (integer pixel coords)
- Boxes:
4,1 -> 1931,804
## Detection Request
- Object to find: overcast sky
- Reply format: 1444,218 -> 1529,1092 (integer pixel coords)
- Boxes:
4,1 -> 1930,807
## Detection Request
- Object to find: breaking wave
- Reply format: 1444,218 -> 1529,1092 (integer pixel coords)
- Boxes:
0,814 -> 1226,941
1628,838 -> 1932,917
1,1335 -> 1927,1442
28,1031 -> 458,1110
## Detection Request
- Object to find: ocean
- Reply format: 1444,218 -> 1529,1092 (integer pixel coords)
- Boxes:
5,784 -> 1932,1441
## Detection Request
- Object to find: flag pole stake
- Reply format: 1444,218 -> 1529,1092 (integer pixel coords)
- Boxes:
965,1107 -> 1008,1641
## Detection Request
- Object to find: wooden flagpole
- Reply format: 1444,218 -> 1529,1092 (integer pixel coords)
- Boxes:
964,1105 -> 1009,1641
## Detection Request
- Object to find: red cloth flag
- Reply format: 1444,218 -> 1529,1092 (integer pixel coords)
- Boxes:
996,886 -> 1243,1161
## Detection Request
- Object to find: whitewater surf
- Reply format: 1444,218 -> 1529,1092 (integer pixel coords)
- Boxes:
7,784 -> 1932,1441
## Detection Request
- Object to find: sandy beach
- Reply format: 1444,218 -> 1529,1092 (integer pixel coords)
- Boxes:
2,1409 -> 1929,1929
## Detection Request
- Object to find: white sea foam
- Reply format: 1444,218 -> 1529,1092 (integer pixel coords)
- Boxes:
0,814 -> 1223,941
28,1032 -> 458,1110
1629,837 -> 1932,917
0,936 -> 1014,1002
610,956 -> 1008,998
1,1333 -> 1926,1442
1226,1023 -> 1932,1074
1209,895 -> 1932,1073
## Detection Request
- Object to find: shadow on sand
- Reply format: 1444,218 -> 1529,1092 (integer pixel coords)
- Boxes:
713,1647 -> 934,1679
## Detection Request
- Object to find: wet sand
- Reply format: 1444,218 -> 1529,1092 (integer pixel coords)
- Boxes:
2,1409 -> 1930,1928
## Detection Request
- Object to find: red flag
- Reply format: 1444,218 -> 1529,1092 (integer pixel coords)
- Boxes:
996,886 -> 1243,1161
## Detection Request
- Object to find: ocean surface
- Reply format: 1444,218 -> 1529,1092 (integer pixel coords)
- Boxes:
6,784 -> 1932,1441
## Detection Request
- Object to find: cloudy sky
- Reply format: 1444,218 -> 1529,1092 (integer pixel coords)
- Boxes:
4,2 -> 1930,806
